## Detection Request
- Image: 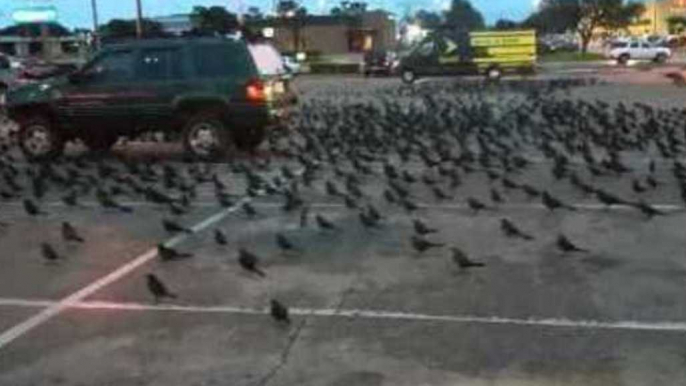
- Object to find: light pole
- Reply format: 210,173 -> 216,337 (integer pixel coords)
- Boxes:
135,0 -> 143,38
91,0 -> 99,31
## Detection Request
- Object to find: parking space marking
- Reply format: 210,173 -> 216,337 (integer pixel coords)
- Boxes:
0,196 -> 252,350
1,297 -> 685,333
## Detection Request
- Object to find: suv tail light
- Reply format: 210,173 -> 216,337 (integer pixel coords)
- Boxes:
246,79 -> 267,103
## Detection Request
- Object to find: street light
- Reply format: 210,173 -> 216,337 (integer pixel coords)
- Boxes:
135,0 -> 143,38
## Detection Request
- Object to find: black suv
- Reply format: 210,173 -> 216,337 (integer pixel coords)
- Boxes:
2,37 -> 296,159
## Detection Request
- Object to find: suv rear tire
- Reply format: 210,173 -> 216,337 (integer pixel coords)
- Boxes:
617,54 -> 630,65
182,111 -> 234,160
18,116 -> 64,160
654,53 -> 668,64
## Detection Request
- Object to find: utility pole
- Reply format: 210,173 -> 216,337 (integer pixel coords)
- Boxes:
135,0 -> 144,38
91,0 -> 99,31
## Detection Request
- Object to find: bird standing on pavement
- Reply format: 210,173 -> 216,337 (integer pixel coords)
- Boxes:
238,248 -> 266,277
61,222 -> 85,243
411,235 -> 444,253
146,273 -> 177,303
270,299 -> 291,325
556,234 -> 588,253
500,218 -> 535,241
158,244 -> 193,261
450,247 -> 486,269
41,242 -> 62,263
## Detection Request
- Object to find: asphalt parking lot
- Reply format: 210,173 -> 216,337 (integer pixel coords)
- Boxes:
1,71 -> 686,386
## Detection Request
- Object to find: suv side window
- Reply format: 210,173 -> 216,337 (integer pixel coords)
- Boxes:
84,50 -> 134,83
415,40 -> 435,57
138,48 -> 185,80
193,44 -> 250,78
629,42 -> 639,49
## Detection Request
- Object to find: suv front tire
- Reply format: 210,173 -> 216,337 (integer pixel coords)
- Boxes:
182,111 -> 234,160
18,116 -> 64,160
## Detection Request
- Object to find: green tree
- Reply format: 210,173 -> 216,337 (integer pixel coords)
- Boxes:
190,6 -> 239,35
667,16 -> 686,34
444,0 -> 485,31
494,19 -> 519,30
526,0 -> 645,53
414,10 -> 443,30
277,0 -> 300,16
330,1 -> 368,16
98,19 -> 165,39
244,6 -> 264,22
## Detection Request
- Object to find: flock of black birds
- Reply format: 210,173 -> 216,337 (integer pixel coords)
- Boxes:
1,78 -> 686,327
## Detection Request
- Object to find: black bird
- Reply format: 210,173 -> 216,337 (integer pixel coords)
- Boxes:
238,248 -> 266,277
299,205 -> 310,228
276,233 -> 299,252
242,202 -> 258,217
157,244 -> 193,261
413,219 -> 437,235
490,188 -> 505,204
162,219 -> 193,234
23,198 -> 45,216
61,222 -> 85,243
41,242 -> 61,263
383,189 -> 397,204
61,190 -> 79,207
646,175 -> 659,189
541,191 -> 576,212
315,214 -> 337,231
450,247 -> 485,269
432,186 -> 452,201
632,200 -> 666,219
556,234 -> 588,253
411,235 -> 444,253
358,211 -> 380,228
270,299 -> 291,325
146,273 -> 177,303
96,189 -> 133,213
631,179 -> 646,194
595,189 -> 629,207
500,218 -> 534,241
214,229 -> 228,246
466,197 -> 488,213
520,184 -> 541,199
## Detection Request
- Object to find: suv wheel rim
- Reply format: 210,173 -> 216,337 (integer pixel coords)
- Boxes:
489,69 -> 501,79
23,124 -> 52,156
403,71 -> 414,82
188,122 -> 220,156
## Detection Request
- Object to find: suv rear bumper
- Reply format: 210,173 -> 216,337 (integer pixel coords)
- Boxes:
231,95 -> 297,131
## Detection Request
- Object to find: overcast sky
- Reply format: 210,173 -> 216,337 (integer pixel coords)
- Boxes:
0,0 -> 541,29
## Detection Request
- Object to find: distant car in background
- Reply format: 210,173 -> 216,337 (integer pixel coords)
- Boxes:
363,50 -> 396,77
608,40 -> 671,65
282,55 -> 301,75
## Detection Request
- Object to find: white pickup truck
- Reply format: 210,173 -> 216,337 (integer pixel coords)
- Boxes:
608,41 -> 671,65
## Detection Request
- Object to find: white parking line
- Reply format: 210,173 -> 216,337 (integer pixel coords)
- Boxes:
2,298 -> 686,333
0,195 -> 253,350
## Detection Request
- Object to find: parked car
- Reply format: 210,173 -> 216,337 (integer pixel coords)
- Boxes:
608,41 -> 671,65
0,54 -> 12,92
1,37 -> 297,160
282,55 -> 302,74
363,50 -> 396,76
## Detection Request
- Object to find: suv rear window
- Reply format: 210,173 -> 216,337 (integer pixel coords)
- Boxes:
248,43 -> 286,76
192,43 -> 251,78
